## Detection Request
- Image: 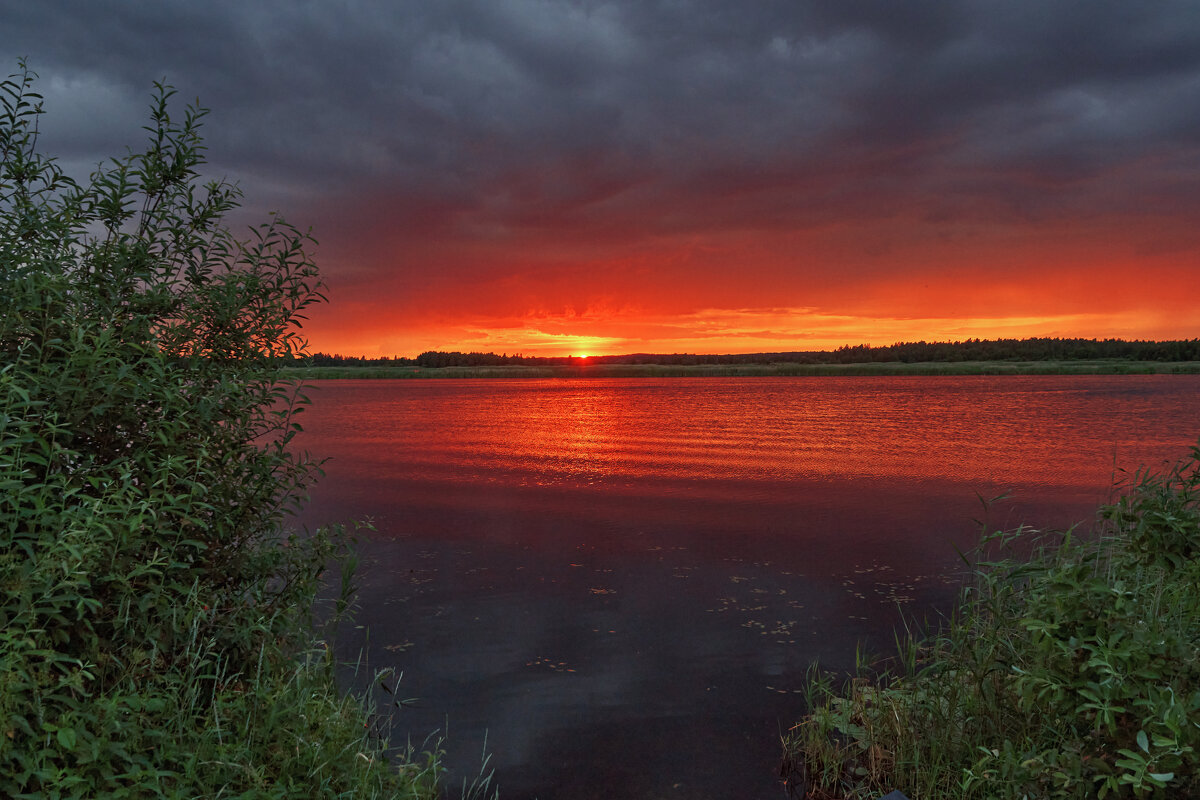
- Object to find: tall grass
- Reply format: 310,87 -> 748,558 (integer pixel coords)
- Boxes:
783,445 -> 1200,799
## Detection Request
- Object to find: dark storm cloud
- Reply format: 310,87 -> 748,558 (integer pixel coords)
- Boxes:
4,1 -> 1200,238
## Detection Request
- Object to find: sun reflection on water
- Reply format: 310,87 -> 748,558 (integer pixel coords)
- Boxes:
331,376 -> 1195,498
297,375 -> 1200,800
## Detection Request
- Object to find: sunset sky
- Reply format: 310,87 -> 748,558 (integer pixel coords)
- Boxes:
4,1 -> 1200,356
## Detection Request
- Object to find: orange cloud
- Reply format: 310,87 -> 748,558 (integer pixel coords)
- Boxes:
308,300 -> 1200,358
301,157 -> 1200,358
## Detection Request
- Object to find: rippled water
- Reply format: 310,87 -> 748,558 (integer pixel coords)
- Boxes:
296,376 -> 1200,799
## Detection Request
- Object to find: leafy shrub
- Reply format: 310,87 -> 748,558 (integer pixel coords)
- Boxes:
784,444 -> 1200,799
0,61 -> 441,798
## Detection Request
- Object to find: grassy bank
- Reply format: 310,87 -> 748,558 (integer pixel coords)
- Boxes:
285,359 -> 1200,380
783,445 -> 1200,799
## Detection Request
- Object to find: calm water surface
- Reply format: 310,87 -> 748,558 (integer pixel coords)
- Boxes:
296,376 -> 1200,799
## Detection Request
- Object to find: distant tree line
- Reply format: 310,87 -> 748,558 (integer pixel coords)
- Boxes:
301,338 -> 1200,368
819,337 -> 1200,364
305,352 -> 417,366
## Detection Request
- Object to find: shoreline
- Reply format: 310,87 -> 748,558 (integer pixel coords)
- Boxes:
282,359 -> 1200,380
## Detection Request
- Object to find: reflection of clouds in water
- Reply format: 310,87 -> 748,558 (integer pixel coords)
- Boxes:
525,658 -> 574,673
334,376 -> 1194,492
359,529 -> 930,749
301,376 -> 1200,799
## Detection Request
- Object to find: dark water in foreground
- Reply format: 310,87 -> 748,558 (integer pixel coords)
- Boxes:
296,376 -> 1200,799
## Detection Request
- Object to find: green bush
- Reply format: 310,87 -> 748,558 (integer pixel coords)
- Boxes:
0,61 -> 441,798
784,445 -> 1200,799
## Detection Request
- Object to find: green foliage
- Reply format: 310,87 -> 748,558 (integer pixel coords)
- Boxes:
0,61 -> 441,798
784,444 -> 1200,799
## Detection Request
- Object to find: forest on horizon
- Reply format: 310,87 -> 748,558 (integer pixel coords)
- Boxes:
304,337 -> 1200,368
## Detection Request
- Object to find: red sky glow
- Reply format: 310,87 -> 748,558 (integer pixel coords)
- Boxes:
7,2 -> 1199,357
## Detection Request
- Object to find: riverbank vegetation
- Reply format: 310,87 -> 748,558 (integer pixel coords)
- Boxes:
1,63 -> 442,798
284,359 -> 1200,380
783,446 -> 1200,799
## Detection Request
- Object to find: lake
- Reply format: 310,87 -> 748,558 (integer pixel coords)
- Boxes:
295,375 -> 1200,799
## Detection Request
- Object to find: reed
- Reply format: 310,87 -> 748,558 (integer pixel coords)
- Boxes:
783,444 -> 1200,799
